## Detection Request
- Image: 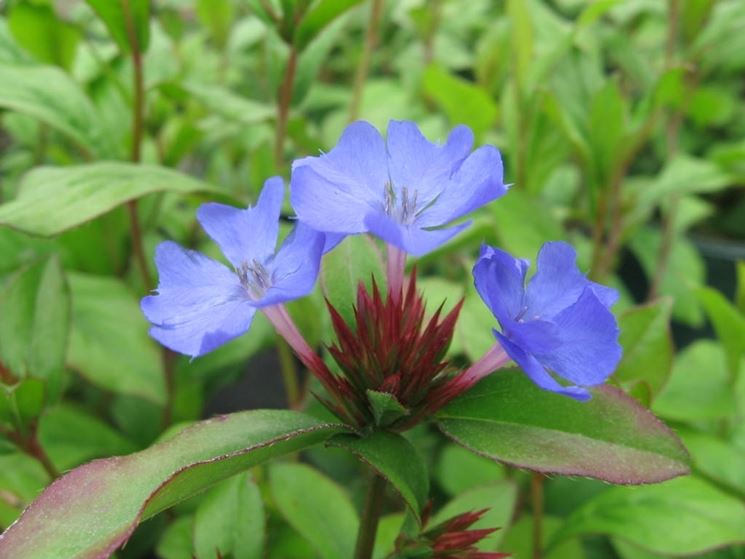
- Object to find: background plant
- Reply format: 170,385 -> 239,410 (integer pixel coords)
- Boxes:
0,0 -> 743,558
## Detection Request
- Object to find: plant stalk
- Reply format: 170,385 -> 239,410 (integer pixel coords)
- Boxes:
349,0 -> 384,121
275,45 -> 299,169
531,472 -> 544,559
354,473 -> 387,559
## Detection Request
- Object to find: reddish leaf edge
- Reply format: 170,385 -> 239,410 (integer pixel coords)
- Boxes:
0,414 -> 351,559
437,384 -> 690,485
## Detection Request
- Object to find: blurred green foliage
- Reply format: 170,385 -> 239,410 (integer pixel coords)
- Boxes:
0,0 -> 744,557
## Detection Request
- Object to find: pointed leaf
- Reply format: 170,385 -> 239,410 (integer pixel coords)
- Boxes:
697,286 -> 745,378
366,390 -> 409,427
86,0 -> 150,54
270,462 -> 358,559
0,163 -> 221,236
0,410 -> 349,559
331,430 -> 428,520
437,371 -> 689,484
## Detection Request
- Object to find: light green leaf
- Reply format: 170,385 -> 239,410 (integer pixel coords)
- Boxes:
679,428 -> 745,498
0,410 -> 348,559
156,515 -> 194,559
270,462 -> 358,559
320,234 -> 385,324
422,64 -> 498,141
551,476 -> 745,556
438,371 -> 689,484
0,63 -> 115,158
614,298 -> 674,399
86,0 -> 150,53
67,273 -> 166,405
503,515 -> 584,559
193,472 -> 265,559
507,0 -> 533,90
182,82 -> 276,126
0,162 -> 221,236
435,444 -> 504,497
698,286 -> 745,378
491,189 -> 564,259
331,430 -> 429,520
642,155 -> 732,206
653,340 -> 735,423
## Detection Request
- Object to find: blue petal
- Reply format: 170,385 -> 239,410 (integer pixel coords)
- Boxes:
197,177 -> 284,268
472,244 -> 528,326
259,223 -> 325,307
290,121 -> 387,234
536,288 -> 621,387
418,145 -> 506,227
364,211 -> 470,256
495,331 -> 591,401
141,242 -> 255,358
322,232 -> 346,253
524,241 -> 619,321
386,120 -> 473,203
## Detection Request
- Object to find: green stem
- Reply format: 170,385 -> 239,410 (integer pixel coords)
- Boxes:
274,45 -> 299,169
354,474 -> 387,559
531,472 -> 544,559
277,338 -> 300,409
349,0 -> 384,122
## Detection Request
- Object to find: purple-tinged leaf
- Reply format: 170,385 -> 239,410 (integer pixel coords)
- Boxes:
0,410 -> 349,559
437,370 -> 689,484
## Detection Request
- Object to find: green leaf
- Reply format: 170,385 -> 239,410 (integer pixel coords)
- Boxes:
331,430 -> 429,520
270,462 -> 358,559
0,256 -> 70,394
550,476 -> 745,556
196,0 -> 234,48
653,340 -> 735,423
67,273 -> 166,405
437,371 -> 689,484
0,410 -> 348,559
737,261 -> 745,315
698,286 -> 745,378
182,82 -> 276,126
0,162 -> 221,237
0,63 -> 115,158
321,234 -> 385,324
431,481 -> 517,552
86,0 -> 151,53
156,515 -> 194,559
365,390 -> 409,427
491,189 -> 564,259
503,515 -> 584,559
422,64 -> 498,141
435,444 -> 504,497
507,0 -> 533,90
38,405 -> 136,471
7,3 -> 80,69
641,155 -> 732,206
614,298 -> 674,399
679,428 -> 745,498
295,0 -> 364,50
588,79 -> 627,187
193,472 -> 265,559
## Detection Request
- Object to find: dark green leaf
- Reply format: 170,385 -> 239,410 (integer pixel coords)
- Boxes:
0,410 -> 348,559
551,476 -> 745,556
365,390 -> 409,427
331,430 -> 429,520
614,298 -> 674,399
437,371 -> 689,483
0,256 -> 69,395
7,3 -> 80,69
0,163 -> 221,236
86,0 -> 150,53
270,462 -> 358,559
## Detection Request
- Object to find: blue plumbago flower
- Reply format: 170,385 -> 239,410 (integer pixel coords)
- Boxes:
141,177 -> 325,358
472,241 -> 621,400
290,120 -> 506,257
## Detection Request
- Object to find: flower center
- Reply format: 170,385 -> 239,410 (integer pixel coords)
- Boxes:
384,183 -> 419,225
238,259 -> 272,300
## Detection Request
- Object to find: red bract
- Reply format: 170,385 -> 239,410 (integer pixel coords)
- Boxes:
307,270 -> 464,428
396,507 -> 509,558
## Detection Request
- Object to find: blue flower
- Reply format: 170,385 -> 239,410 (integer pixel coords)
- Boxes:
473,241 -> 621,400
291,120 -> 506,256
141,177 -> 325,358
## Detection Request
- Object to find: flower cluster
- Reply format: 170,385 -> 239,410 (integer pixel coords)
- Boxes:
142,119 -> 621,426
